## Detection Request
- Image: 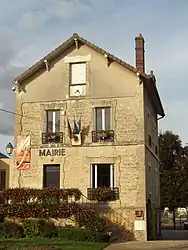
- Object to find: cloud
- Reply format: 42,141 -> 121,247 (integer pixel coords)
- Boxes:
18,0 -> 91,31
0,0 -> 187,147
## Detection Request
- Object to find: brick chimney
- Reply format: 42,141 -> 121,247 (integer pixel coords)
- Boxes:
135,34 -> 145,73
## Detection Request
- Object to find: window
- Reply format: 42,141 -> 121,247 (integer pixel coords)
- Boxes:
46,110 -> 60,133
69,63 -> 86,97
43,164 -> 60,188
95,107 -> 110,131
43,110 -> 62,143
70,63 -> 86,85
92,107 -> 113,142
91,164 -> 114,188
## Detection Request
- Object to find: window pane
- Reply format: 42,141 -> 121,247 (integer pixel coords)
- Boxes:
96,108 -> 102,131
46,111 -> 53,132
71,63 -> 86,85
105,108 -> 110,130
55,111 -> 60,133
43,165 -> 60,188
97,164 -> 110,187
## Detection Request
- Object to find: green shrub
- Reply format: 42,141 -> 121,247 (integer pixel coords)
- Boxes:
22,219 -> 57,238
0,221 -> 24,238
22,219 -> 39,237
58,227 -> 110,242
37,219 -> 57,238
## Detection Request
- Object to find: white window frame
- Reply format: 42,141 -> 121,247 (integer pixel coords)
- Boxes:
70,62 -> 86,85
90,164 -> 115,188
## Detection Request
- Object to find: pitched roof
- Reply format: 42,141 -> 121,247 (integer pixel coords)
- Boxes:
14,33 -> 139,83
13,33 -> 165,117
0,153 -> 8,158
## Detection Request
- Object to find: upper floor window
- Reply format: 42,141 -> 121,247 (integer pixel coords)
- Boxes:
42,110 -> 63,144
95,107 -> 110,131
46,110 -> 60,133
69,62 -> 86,97
92,107 -> 114,143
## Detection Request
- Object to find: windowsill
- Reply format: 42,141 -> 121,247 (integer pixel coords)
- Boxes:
91,141 -> 115,146
69,95 -> 86,99
39,143 -> 63,148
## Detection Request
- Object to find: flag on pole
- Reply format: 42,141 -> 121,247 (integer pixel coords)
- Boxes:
67,119 -> 73,139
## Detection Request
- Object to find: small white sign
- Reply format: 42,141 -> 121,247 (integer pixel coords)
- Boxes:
134,220 -> 145,231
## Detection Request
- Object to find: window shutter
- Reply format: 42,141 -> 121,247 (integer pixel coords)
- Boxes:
46,111 -> 53,133
71,63 -> 86,85
93,108 -> 96,131
105,108 -> 111,130
55,111 -> 60,133
96,108 -> 102,131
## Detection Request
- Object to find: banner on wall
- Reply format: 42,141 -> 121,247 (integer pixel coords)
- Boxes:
15,135 -> 31,170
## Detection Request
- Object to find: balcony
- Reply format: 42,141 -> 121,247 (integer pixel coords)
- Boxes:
87,187 -> 119,202
92,130 -> 114,143
42,132 -> 63,144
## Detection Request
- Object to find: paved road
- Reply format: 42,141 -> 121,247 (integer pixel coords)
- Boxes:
161,229 -> 188,240
105,241 -> 188,250
104,230 -> 188,250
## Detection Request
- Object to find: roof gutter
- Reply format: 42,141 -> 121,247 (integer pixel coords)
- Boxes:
157,114 -> 165,120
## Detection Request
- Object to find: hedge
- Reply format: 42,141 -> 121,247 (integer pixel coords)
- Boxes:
1,202 -> 106,232
3,188 -> 82,204
0,188 -> 107,233
0,219 -> 110,242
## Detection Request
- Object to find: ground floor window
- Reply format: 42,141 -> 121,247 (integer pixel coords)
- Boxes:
43,164 -> 60,188
91,164 -> 114,188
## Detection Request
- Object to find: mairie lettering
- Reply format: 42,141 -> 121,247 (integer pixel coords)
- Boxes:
39,148 -> 65,157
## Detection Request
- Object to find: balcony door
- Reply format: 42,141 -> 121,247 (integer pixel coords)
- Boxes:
95,107 -> 110,131
43,110 -> 62,144
91,164 -> 114,188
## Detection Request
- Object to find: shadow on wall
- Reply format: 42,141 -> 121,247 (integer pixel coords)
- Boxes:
81,125 -> 90,144
79,201 -> 135,242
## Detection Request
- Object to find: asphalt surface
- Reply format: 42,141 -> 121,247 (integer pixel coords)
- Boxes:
105,241 -> 188,250
104,230 -> 188,250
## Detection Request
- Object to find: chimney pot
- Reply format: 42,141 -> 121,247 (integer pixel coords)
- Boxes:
135,34 -> 145,73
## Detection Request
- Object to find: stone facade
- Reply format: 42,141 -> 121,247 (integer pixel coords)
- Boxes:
11,34 -> 164,241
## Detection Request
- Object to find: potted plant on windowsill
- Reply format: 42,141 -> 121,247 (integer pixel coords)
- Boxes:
88,187 -> 118,202
97,130 -> 113,141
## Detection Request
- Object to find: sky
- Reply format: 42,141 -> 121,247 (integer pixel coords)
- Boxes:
0,0 -> 188,154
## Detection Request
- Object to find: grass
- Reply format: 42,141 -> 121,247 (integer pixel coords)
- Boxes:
0,238 -> 108,250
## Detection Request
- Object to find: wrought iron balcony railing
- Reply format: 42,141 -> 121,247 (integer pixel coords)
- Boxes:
87,187 -> 119,202
92,130 -> 114,143
42,132 -> 63,144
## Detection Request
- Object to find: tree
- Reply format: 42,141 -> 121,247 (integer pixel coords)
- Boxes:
159,131 -> 188,229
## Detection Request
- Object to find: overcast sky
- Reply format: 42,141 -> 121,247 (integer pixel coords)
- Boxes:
0,0 -> 188,154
